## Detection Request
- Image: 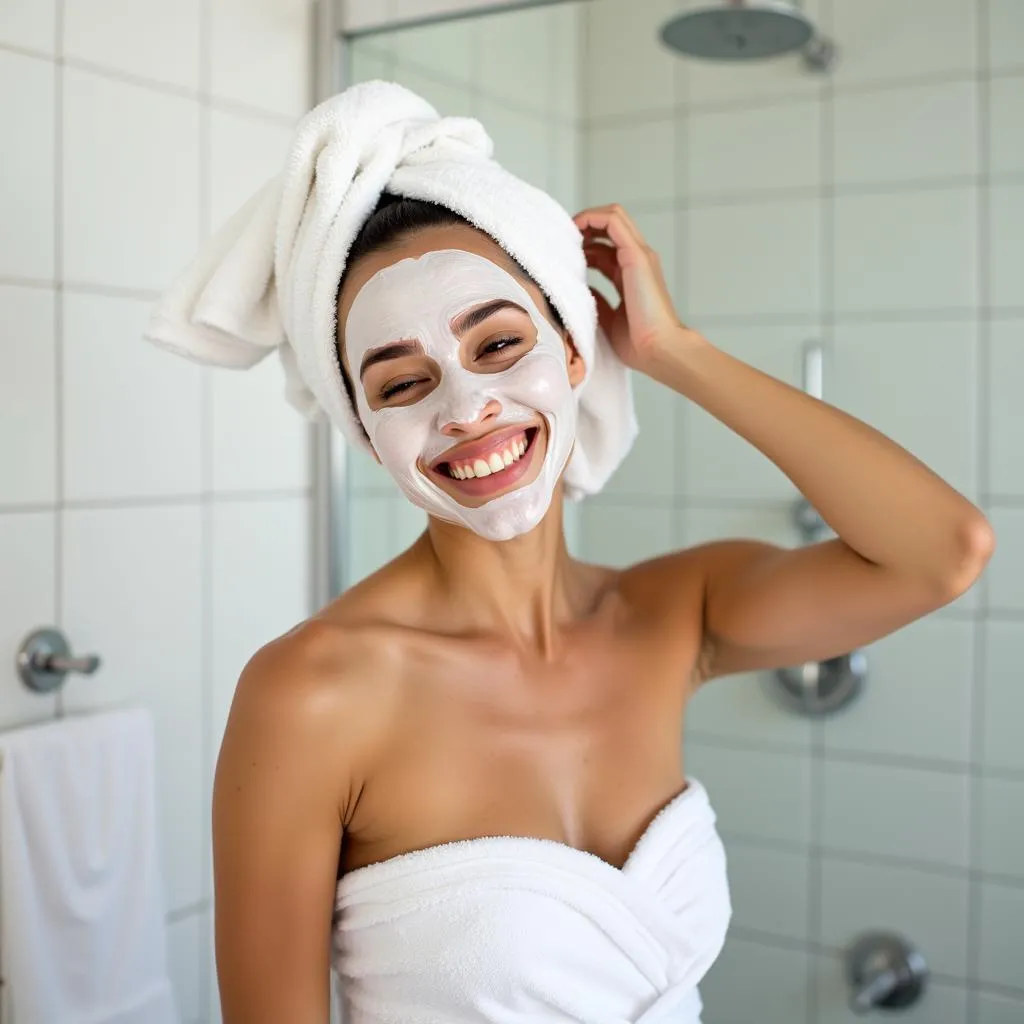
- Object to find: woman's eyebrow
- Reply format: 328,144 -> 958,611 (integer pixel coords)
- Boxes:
451,299 -> 527,336
359,340 -> 421,377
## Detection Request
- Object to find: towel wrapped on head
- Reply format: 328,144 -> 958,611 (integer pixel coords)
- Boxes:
144,79 -> 637,500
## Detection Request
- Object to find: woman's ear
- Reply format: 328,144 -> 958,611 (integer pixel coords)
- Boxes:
563,333 -> 587,388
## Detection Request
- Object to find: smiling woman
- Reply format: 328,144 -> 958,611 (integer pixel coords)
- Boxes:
145,77 -> 993,1024
335,205 -> 583,538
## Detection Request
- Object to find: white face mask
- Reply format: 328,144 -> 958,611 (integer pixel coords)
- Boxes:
344,249 -> 578,542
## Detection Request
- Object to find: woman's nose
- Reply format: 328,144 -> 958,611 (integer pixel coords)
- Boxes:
440,398 -> 502,437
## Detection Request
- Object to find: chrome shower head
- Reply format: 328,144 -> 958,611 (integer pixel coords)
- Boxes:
660,1 -> 814,61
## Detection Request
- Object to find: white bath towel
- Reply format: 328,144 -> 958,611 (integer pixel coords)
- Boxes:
144,79 -> 637,500
0,709 -> 178,1024
332,779 -> 731,1023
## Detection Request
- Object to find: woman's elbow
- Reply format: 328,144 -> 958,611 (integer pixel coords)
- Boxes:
935,511 -> 995,603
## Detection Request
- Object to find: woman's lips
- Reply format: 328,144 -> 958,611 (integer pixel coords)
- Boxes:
428,426 -> 543,501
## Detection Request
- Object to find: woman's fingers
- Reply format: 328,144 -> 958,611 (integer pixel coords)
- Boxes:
583,239 -> 623,293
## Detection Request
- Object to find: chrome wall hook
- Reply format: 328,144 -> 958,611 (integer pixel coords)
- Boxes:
16,627 -> 101,694
846,931 -> 928,1014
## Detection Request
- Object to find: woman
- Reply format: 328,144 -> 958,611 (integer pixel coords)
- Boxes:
210,191 -> 993,1023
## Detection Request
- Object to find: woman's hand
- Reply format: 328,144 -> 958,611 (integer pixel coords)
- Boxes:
573,203 -> 700,373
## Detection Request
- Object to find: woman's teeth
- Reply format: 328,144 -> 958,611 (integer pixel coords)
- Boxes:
448,435 -> 529,480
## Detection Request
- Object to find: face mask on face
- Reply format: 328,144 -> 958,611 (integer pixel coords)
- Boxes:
344,249 -> 578,542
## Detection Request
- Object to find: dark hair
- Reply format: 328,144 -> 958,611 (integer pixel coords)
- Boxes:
335,192 -> 566,430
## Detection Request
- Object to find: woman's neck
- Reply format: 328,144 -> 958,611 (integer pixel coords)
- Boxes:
417,495 -> 593,657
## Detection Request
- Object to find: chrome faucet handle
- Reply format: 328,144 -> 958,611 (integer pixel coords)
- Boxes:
16,627 -> 102,694
846,931 -> 927,1015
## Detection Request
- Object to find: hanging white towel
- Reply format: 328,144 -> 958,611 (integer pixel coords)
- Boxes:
0,709 -> 178,1024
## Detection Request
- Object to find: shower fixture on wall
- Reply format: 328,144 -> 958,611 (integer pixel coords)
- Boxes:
659,1 -> 837,73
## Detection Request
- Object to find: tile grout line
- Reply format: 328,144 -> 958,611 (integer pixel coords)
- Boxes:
967,2 -> 992,1018
53,0 -> 66,722
808,17 -> 834,1012
197,0 -> 214,1017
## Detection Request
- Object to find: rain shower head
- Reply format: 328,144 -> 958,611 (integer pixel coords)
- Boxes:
660,1 -> 815,61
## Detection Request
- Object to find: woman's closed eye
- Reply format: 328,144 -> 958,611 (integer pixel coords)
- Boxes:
380,376 -> 429,401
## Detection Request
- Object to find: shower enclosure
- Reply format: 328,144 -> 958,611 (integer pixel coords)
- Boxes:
318,1 -> 1024,1020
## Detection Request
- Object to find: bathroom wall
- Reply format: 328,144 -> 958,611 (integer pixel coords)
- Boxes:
342,2 -> 584,583
577,1 -> 1024,1022
0,2 -> 313,1022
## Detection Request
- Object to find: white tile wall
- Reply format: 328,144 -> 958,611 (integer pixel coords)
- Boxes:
982,621 -> 1024,773
208,109 -> 293,230
819,857 -> 970,977
688,100 -> 820,199
63,68 -> 201,290
978,882 -> 1024,990
585,117 -> 676,207
210,357 -> 311,493
821,617 -> 973,764
832,80 -> 977,187
831,320 -> 978,500
474,97 -> 551,189
0,4 -> 313,1017
816,955 -> 968,1024
685,743 -> 813,845
601,372 -> 675,500
830,0 -> 977,86
62,292 -> 205,500
700,938 -> 810,1024
0,0 -> 56,54
583,0 -> 679,119
988,321 -> 1024,496
679,325 -> 808,499
686,198 -> 821,320
0,286 -> 56,505
167,912 -> 203,1024
477,5 -> 553,114
388,15 -> 476,84
833,188 -> 977,314
0,51 -> 55,280
63,0 -> 202,90
0,512 -> 58,729
989,76 -> 1024,175
62,504 -> 205,912
988,0 -> 1024,72
821,760 -> 970,869
978,990 -> 1024,1024
987,508 -> 1024,611
989,183 -> 1024,309
724,841 -> 810,940
978,776 -> 1024,880
579,502 -> 674,569
209,0 -> 310,118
